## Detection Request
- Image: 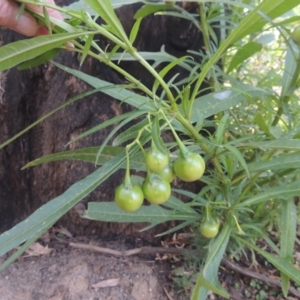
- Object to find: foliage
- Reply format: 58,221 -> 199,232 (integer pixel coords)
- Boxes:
0,0 -> 300,299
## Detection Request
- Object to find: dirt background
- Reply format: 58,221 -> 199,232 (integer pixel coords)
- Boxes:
0,232 -> 188,300
1,229 -> 300,300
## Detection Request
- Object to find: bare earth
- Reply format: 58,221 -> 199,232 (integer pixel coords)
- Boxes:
0,233 -> 184,300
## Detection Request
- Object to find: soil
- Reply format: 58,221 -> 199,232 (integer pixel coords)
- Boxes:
0,231 -> 186,300
0,229 -> 299,300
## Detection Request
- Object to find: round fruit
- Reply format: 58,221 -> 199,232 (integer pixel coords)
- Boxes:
158,165 -> 176,183
145,149 -> 169,173
291,26 -> 300,44
173,153 -> 205,182
115,183 -> 144,212
200,219 -> 219,238
142,176 -> 171,204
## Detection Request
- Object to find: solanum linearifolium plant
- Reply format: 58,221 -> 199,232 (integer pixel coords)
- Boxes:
0,0 -> 300,298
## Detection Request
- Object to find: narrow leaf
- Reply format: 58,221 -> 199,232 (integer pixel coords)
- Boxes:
254,113 -> 274,137
18,48 -> 61,70
240,237 -> 300,285
151,117 -> 168,155
238,182 -> 300,208
224,144 -> 250,178
0,32 -> 96,71
80,34 -> 94,66
227,41 -> 262,73
152,56 -> 189,95
129,18 -> 142,44
191,224 -> 231,300
280,198 -> 297,296
21,146 -> 125,169
134,4 -> 171,19
113,118 -> 149,146
85,0 -> 127,40
67,110 -> 148,144
53,61 -> 153,109
246,152 -> 300,173
83,202 -> 198,223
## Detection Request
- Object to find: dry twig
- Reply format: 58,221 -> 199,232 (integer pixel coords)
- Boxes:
221,258 -> 300,298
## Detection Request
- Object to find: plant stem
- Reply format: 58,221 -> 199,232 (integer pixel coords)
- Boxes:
174,113 -> 226,180
131,52 -> 177,111
271,52 -> 300,126
160,110 -> 189,156
124,146 -> 132,186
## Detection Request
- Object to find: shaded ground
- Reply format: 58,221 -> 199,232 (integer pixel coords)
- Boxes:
0,230 -> 299,300
0,232 -> 182,300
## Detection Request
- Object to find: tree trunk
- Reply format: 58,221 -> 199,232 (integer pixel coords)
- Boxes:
0,2 -> 207,236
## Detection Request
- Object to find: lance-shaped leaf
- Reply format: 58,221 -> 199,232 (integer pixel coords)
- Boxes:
0,31 -> 96,71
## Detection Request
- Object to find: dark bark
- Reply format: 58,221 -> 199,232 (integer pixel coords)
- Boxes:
0,2 -> 209,236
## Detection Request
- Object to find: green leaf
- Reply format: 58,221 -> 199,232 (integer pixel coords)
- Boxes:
237,182 -> 300,208
215,113 -> 229,145
193,274 -> 230,299
43,6 -> 52,34
191,86 -> 271,120
191,224 -> 231,300
280,198 -> 297,296
0,148 -> 131,270
246,152 -> 300,173
94,110 -> 148,163
64,0 -> 141,13
152,56 -> 189,96
239,237 -> 300,286
254,113 -> 274,138
129,18 -> 142,44
110,46 -> 193,71
224,144 -> 250,179
0,32 -> 96,71
85,0 -> 128,41
21,146 -> 125,169
80,33 -> 94,66
237,138 -> 300,150
155,220 -> 195,237
113,118 -> 149,146
67,110 -> 149,144
52,61 -> 153,109
151,117 -> 168,155
281,41 -> 300,97
83,201 -> 199,224
134,4 -> 172,19
227,41 -> 262,73
17,48 -> 61,70
181,85 -> 191,117
161,195 -> 198,214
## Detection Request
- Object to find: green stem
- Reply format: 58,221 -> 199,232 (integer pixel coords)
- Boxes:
131,52 -> 178,111
124,146 -> 132,186
160,110 -> 189,156
205,205 -> 211,220
271,54 -> 300,126
174,112 -> 226,180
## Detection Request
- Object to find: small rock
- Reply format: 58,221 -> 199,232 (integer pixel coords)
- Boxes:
68,276 -> 89,294
120,276 -> 131,288
131,278 -> 149,300
148,275 -> 158,298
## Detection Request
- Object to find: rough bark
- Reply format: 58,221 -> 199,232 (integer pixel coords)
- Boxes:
0,2 -> 208,236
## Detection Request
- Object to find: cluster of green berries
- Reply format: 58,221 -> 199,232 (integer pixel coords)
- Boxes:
114,148 -> 205,212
